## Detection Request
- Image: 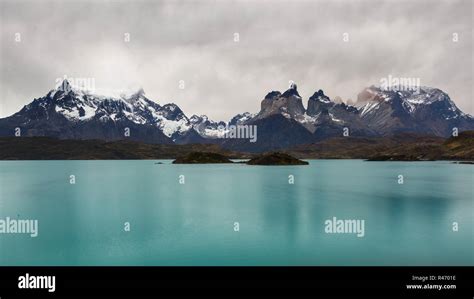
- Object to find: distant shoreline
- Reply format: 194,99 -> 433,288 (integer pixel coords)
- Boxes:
0,131 -> 472,161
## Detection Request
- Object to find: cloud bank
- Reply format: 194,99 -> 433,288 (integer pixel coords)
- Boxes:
0,0 -> 472,120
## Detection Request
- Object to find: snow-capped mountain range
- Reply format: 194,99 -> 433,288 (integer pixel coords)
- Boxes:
0,80 -> 472,152
45,80 -> 192,140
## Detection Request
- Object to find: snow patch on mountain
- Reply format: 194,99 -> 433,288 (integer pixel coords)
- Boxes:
157,116 -> 191,138
189,114 -> 227,138
360,101 -> 381,116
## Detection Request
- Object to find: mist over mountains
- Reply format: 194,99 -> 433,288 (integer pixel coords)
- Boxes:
0,80 -> 472,152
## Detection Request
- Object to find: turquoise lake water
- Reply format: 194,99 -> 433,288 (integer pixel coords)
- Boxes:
0,160 -> 472,266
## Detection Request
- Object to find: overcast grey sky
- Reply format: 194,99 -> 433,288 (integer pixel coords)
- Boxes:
0,0 -> 472,121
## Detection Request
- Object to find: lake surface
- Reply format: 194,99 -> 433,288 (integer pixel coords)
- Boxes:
0,160 -> 472,266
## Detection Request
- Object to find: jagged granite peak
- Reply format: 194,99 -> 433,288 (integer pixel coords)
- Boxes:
57,79 -> 72,92
307,89 -> 333,116
281,82 -> 300,98
48,79 -> 73,95
161,103 -> 185,118
264,91 -> 281,100
265,90 -> 281,99
249,85 -> 375,140
257,83 -> 305,120
309,89 -> 330,102
45,79 -> 78,103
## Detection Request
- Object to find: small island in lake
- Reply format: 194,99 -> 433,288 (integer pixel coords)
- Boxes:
246,152 -> 309,165
171,151 -> 308,165
172,152 -> 233,164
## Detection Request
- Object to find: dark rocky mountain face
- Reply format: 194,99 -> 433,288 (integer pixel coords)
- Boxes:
222,83 -> 319,152
0,81 -> 187,144
356,86 -> 474,136
255,83 -> 306,120
223,84 -> 473,151
307,89 -> 332,116
226,85 -> 379,151
305,89 -> 375,140
0,81 -> 472,152
222,114 -> 315,152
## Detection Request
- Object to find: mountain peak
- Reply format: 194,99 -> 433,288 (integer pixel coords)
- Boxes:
306,89 -> 334,116
264,91 -> 281,99
55,79 -> 73,94
258,83 -> 305,120
309,89 -> 330,103
282,83 -> 300,98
